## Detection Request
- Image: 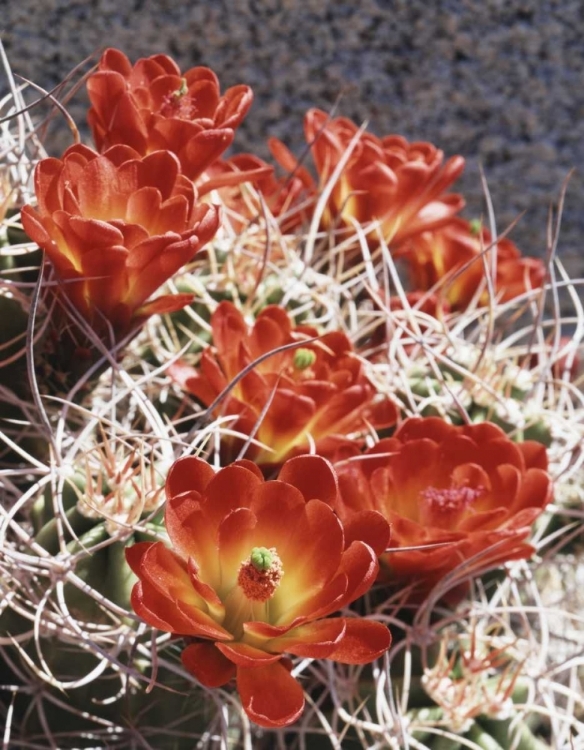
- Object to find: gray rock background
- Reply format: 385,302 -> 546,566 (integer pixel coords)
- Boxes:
3,0 -> 583,279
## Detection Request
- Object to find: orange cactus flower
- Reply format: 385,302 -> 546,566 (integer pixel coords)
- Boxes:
401,218 -> 546,311
21,144 -> 220,339
87,48 -> 253,182
268,108 -> 465,251
169,301 -> 398,468
126,454 -> 391,727
334,417 -> 552,598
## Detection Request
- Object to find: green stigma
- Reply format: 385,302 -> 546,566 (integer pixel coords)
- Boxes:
469,218 -> 482,236
172,78 -> 188,98
293,348 -> 316,371
250,547 -> 274,571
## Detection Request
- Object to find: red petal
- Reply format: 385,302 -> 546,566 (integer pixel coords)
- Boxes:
130,580 -> 221,638
237,660 -> 305,728
181,642 -> 236,688
342,510 -> 391,556
166,456 -> 216,498
21,205 -> 53,248
181,129 -> 235,181
136,292 -> 194,320
216,642 -> 282,667
125,541 -> 154,576
203,464 -> 264,527
337,541 -> 379,607
327,618 -> 391,664
278,454 -> 339,506
164,492 -> 220,583
267,618 -> 346,658
136,150 -> 181,201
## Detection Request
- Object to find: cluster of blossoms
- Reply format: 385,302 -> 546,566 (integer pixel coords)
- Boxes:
18,48 -> 554,730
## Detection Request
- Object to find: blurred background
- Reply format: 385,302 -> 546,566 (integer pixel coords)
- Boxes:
3,0 -> 583,276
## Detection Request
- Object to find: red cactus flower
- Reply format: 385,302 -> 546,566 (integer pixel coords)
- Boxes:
401,218 -> 546,311
21,144 -> 219,339
126,454 -> 391,727
87,48 -> 253,182
267,108 -> 465,251
170,301 -> 398,468
334,417 -> 552,598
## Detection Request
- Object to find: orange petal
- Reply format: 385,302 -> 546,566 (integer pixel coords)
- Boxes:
274,499 -> 344,607
181,642 -> 236,688
248,480 -> 308,559
217,507 -> 258,591
138,542 -> 203,606
276,571 -> 348,626
237,660 -> 305,728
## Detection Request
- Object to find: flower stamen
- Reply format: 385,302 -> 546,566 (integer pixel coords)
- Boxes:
238,547 -> 283,602
421,485 -> 484,526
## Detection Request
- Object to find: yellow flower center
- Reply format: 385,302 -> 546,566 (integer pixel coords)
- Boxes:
237,546 -> 283,603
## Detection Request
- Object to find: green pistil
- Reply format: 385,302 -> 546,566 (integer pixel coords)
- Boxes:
469,218 -> 482,236
172,78 -> 188,99
250,547 -> 273,571
293,348 -> 316,371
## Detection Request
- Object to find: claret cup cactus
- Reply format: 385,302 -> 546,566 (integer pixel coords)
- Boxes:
0,43 -> 581,750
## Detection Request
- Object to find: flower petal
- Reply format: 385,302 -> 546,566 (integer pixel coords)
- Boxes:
237,660 -> 305,728
266,618 -> 346,658
216,641 -> 282,667
342,510 -> 391,556
278,454 -> 339,507
181,642 -> 236,688
166,456 -> 215,499
327,618 -> 391,664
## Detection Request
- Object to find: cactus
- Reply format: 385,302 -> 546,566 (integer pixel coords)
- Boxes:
0,41 -> 583,750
